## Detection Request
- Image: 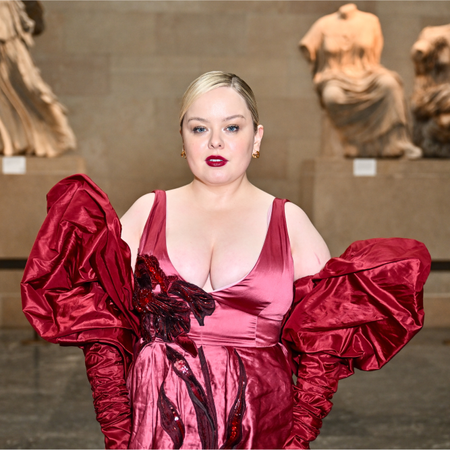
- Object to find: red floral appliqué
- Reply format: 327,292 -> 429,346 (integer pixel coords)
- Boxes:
133,254 -> 215,356
134,254 -> 247,449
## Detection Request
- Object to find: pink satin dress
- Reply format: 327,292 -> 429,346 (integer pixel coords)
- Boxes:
127,190 -> 295,449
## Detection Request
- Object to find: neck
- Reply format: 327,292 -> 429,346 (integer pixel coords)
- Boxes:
338,3 -> 358,19
188,174 -> 255,211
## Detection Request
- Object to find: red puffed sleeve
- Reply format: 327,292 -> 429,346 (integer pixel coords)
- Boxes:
282,238 -> 431,448
21,174 -> 140,449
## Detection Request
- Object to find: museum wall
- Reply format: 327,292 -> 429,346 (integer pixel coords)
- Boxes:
29,0 -> 450,215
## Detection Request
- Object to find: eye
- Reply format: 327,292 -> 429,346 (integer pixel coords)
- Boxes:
225,125 -> 239,132
193,126 -> 207,133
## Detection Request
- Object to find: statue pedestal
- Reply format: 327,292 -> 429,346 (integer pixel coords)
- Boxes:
0,153 -> 86,257
0,153 -> 85,327
301,157 -> 450,327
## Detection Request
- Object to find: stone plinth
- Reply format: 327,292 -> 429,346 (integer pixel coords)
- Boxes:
0,153 -> 86,258
301,158 -> 450,260
0,271 -> 28,328
0,154 -> 85,328
301,158 -> 450,327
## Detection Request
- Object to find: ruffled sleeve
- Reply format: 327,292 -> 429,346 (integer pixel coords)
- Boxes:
21,174 -> 140,449
282,238 -> 431,448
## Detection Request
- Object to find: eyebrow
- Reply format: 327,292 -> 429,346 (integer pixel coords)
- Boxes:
187,117 -> 207,123
186,114 -> 247,123
224,115 -> 246,121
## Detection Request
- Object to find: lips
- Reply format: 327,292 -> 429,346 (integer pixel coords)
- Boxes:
205,155 -> 228,167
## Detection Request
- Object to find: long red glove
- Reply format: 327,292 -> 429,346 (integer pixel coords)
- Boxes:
284,352 -> 351,448
82,343 -> 132,449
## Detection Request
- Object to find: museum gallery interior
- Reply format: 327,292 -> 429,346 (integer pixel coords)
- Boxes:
0,1 -> 449,449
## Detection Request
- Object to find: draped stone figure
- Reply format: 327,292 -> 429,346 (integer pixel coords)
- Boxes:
0,0 -> 76,157
411,24 -> 450,158
300,3 -> 421,159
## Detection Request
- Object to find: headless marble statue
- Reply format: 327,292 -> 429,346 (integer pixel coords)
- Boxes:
300,3 -> 421,159
0,0 -> 76,157
411,24 -> 450,157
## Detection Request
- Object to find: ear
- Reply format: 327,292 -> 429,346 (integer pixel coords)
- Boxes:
252,124 -> 264,156
180,128 -> 185,147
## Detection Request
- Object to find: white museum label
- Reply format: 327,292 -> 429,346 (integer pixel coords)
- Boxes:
2,156 -> 26,174
353,158 -> 377,177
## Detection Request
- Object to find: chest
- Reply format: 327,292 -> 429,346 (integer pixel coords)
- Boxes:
322,22 -> 376,55
166,205 -> 271,291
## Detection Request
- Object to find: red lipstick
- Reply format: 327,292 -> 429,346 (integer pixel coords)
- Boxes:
206,155 -> 228,167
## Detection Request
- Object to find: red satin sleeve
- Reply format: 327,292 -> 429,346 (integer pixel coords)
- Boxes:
21,174 -> 141,448
282,238 -> 431,448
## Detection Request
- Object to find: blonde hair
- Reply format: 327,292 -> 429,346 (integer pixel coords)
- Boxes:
179,71 -> 259,131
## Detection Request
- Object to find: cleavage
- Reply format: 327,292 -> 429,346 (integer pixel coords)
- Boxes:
165,205 -> 273,292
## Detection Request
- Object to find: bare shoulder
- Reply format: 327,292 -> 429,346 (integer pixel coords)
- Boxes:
120,193 -> 155,263
284,202 -> 320,240
284,201 -> 311,226
120,192 -> 155,231
284,202 -> 331,279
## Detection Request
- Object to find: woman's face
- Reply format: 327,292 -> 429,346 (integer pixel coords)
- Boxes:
181,87 -> 263,187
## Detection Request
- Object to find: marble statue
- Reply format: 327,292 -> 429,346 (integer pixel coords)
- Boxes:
300,3 -> 422,159
411,24 -> 450,158
0,0 -> 75,158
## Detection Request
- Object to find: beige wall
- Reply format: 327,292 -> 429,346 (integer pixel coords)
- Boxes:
28,0 -> 450,215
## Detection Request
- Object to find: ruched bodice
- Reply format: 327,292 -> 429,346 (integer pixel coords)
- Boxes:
138,190 -> 294,348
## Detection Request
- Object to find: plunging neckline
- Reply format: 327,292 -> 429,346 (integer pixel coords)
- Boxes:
162,192 -> 276,294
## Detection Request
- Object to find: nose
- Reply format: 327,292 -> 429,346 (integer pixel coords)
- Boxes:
208,130 -> 223,149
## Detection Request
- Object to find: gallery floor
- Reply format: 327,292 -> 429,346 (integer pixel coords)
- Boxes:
0,327 -> 449,449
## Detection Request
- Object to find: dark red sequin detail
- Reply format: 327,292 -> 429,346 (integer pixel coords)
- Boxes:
199,346 -> 218,449
166,345 -> 217,449
157,381 -> 185,449
133,254 -> 215,355
221,350 -> 247,449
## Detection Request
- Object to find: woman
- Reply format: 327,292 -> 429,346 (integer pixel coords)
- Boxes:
22,71 -> 430,449
121,72 -> 329,449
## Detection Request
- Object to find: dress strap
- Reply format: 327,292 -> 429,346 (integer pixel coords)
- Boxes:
263,198 -> 292,269
138,190 -> 166,256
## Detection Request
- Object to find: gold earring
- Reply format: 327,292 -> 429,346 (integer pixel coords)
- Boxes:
252,150 -> 260,159
181,148 -> 186,159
